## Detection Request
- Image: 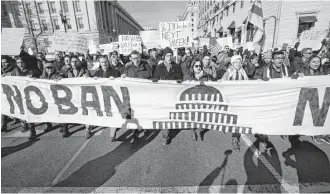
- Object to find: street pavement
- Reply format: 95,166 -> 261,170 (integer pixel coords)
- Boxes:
2,120 -> 330,193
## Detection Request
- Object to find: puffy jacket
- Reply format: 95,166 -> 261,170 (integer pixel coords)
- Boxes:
124,60 -> 153,79
154,62 -> 183,80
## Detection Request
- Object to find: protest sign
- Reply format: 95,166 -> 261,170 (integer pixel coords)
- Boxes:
1,28 -> 26,56
298,30 -> 328,51
246,42 -> 254,51
2,76 -> 330,136
139,31 -> 161,50
217,37 -> 233,49
159,21 -> 193,48
118,35 -> 142,55
100,42 -> 119,54
50,32 -> 88,53
199,38 -> 210,48
88,40 -> 98,54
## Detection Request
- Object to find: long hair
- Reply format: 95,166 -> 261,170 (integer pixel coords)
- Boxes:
307,55 -> 323,72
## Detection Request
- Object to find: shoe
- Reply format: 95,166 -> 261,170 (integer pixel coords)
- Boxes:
232,137 -> 240,151
44,123 -> 52,133
162,138 -> 170,146
86,129 -> 92,139
62,129 -> 70,138
1,125 -> 7,132
321,135 -> 330,145
28,129 -> 36,141
312,135 -> 323,144
197,130 -> 203,141
20,126 -> 29,133
192,132 -> 197,141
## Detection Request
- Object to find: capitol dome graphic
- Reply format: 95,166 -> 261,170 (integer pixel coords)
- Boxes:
153,85 -> 252,134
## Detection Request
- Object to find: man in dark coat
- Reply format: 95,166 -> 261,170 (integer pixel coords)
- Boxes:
123,50 -> 153,80
121,50 -> 153,144
54,51 -> 65,71
154,47 -> 183,145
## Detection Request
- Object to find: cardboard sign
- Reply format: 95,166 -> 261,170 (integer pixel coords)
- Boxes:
118,35 -> 142,55
50,32 -> 88,54
298,30 -> 328,51
159,21 -> 193,48
139,31 -> 161,50
1,28 -> 26,56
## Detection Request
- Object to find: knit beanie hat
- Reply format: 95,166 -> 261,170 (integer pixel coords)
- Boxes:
162,47 -> 173,57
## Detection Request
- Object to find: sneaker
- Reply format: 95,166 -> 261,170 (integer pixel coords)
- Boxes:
86,130 -> 92,139
62,130 -> 70,138
44,123 -> 52,133
162,138 -> 170,146
232,137 -> 240,151
312,135 -> 323,144
20,126 -> 29,133
1,125 -> 7,132
321,135 -> 330,145
28,129 -> 36,141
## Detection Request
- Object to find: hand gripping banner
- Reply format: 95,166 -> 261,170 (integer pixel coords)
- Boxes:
1,76 -> 330,136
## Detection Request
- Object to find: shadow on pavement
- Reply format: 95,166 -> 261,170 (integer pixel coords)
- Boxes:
1,139 -> 39,158
198,149 -> 232,193
50,129 -> 160,193
282,139 -> 330,192
243,139 -> 282,193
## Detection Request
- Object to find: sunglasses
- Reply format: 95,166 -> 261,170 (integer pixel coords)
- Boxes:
194,65 -> 201,68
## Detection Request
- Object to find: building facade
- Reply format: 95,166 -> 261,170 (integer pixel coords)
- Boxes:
1,0 -> 143,52
197,0 -> 330,49
177,0 -> 199,38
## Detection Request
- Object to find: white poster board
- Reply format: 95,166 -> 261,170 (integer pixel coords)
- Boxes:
298,30 -> 327,51
1,28 -> 26,56
159,21 -> 193,48
118,35 -> 142,55
50,32 -> 88,53
218,37 -> 233,49
139,31 -> 161,50
199,38 -> 210,48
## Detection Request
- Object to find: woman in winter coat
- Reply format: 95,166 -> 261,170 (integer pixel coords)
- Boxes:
188,59 -> 214,141
221,55 -> 249,151
222,55 -> 249,81
292,55 -> 329,145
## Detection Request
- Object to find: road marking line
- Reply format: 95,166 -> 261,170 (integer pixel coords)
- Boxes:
50,129 -> 106,186
241,134 -> 300,193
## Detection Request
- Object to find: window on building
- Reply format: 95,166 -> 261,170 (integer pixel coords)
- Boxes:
62,1 -> 69,13
241,0 -> 244,8
53,19 -> 60,30
50,2 -> 56,13
41,20 -> 48,31
77,17 -> 84,29
66,18 -> 72,29
12,4 -> 20,16
75,1 -> 81,12
191,13 -> 194,17
226,8 -> 228,16
191,18 -> 194,22
38,3 -> 44,14
297,15 -> 317,37
233,3 -> 235,13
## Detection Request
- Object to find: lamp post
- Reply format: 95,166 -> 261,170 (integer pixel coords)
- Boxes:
263,15 -> 277,48
59,10 -> 67,33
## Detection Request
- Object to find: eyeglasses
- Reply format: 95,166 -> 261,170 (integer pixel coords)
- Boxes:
194,65 -> 201,68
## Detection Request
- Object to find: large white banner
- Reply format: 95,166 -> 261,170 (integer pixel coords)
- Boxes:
1,76 -> 330,136
159,21 -> 193,48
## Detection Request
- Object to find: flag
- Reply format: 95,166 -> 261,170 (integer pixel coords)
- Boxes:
247,0 -> 265,54
209,37 -> 222,56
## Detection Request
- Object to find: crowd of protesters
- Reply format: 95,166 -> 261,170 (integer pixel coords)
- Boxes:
2,38 -> 330,151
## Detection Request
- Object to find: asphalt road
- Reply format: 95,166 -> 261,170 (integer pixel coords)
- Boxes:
2,120 -> 330,193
